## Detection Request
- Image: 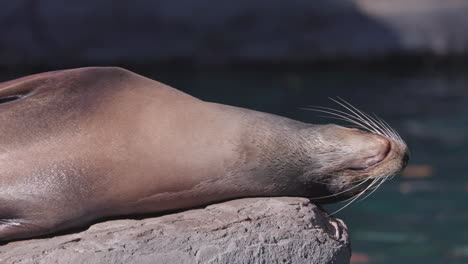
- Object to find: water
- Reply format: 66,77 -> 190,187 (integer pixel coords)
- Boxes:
2,67 -> 467,263
148,68 -> 468,264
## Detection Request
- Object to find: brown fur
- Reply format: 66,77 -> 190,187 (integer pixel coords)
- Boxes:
0,67 -> 408,241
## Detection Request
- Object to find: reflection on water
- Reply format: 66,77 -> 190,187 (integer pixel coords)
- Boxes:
1,67 -> 467,264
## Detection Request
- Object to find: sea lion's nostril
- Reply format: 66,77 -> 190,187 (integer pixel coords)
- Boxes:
402,152 -> 410,168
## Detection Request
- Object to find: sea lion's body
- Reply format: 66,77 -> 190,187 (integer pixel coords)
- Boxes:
0,67 -> 408,241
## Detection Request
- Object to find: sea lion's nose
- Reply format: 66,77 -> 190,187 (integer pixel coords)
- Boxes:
402,152 -> 410,168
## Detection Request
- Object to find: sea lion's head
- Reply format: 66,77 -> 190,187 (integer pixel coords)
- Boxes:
297,103 -> 409,207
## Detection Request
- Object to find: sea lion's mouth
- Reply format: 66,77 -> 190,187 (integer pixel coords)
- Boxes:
347,137 -> 391,171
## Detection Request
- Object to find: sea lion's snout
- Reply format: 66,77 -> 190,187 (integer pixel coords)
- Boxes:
307,123 -> 409,198
347,135 -> 390,170
301,101 -> 410,209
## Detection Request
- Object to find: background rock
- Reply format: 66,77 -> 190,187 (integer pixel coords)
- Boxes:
0,197 -> 350,264
1,0 -> 468,67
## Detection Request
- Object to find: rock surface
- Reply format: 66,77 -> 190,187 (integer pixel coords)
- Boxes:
0,197 -> 350,264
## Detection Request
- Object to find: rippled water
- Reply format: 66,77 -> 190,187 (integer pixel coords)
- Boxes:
2,67 -> 467,263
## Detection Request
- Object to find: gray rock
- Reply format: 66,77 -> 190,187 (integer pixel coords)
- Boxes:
0,197 -> 350,264
1,0 -> 468,66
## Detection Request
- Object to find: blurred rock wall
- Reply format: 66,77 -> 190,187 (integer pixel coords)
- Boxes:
1,0 -> 468,67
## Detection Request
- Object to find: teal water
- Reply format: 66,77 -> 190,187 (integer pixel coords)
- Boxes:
147,68 -> 467,264
2,67 -> 467,263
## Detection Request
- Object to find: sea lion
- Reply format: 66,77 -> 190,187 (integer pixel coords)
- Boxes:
0,67 -> 408,241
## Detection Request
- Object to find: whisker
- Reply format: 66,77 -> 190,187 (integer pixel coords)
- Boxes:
307,106 -> 375,131
371,114 -> 396,139
377,115 -> 404,144
338,177 -> 381,204
334,97 -> 405,145
333,97 -> 388,137
372,114 -> 402,143
330,177 -> 380,215
316,115 -> 371,132
356,175 -> 388,202
309,177 -> 372,200
304,97 -> 404,146
303,108 -> 374,133
308,175 -> 367,186
330,98 -> 382,133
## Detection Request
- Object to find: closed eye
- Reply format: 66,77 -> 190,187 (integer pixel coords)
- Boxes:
0,95 -> 24,104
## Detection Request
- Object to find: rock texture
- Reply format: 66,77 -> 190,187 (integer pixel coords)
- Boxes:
1,0 -> 468,66
0,197 -> 350,264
